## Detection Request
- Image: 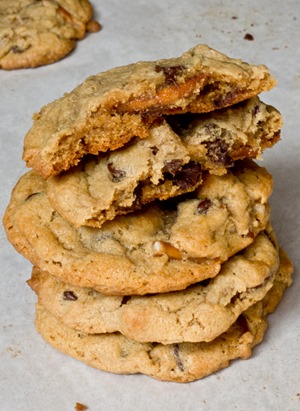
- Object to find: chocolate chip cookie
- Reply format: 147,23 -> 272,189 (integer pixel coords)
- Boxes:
22,44 -> 276,178
28,228 -> 280,344
45,97 -> 281,228
3,160 -> 272,295
0,0 -> 101,70
33,248 -> 293,383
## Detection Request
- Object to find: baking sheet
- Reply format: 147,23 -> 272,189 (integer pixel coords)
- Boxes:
1,0 -> 299,410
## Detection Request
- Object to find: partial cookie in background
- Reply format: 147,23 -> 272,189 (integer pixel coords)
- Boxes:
0,0 -> 101,70
45,97 -> 281,228
3,160 -> 272,295
22,44 -> 276,178
28,228 -> 280,344
34,250 -> 293,383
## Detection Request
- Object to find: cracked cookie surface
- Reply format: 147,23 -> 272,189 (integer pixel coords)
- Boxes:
29,228 -> 280,344
34,249 -> 293,383
3,160 -> 272,295
22,44 -> 276,178
0,0 -> 100,70
46,97 -> 281,228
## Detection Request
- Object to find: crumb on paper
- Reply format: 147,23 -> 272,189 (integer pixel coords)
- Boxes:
75,403 -> 88,411
244,33 -> 254,41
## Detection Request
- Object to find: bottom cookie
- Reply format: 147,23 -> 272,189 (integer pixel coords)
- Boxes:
34,248 -> 293,383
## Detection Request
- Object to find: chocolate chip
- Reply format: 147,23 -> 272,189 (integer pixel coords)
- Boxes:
197,198 -> 212,214
63,291 -> 78,301
121,296 -> 131,305
205,138 -> 232,167
162,159 -> 183,176
107,162 -> 126,182
173,344 -> 184,371
214,90 -> 239,109
151,146 -> 159,155
172,162 -> 202,190
155,65 -> 185,85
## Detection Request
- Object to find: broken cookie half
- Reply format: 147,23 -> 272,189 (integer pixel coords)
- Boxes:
45,97 -> 281,228
23,44 -> 276,178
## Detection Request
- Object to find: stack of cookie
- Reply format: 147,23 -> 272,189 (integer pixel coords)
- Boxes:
3,44 -> 293,383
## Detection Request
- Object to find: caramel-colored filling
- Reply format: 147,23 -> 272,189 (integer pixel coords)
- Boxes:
115,75 -> 205,113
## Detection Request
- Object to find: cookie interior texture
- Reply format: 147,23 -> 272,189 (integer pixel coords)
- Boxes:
0,0 -> 101,70
33,248 -> 293,383
45,97 -> 281,228
3,160 -> 272,295
22,44 -> 276,178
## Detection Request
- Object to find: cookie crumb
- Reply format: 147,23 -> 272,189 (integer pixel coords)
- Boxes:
244,33 -> 254,41
86,20 -> 102,32
75,403 -> 88,411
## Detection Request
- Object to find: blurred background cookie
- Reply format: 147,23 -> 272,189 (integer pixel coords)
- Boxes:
0,0 -> 101,70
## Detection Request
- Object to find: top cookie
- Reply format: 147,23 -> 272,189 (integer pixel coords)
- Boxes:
22,44 -> 276,178
0,0 -> 101,70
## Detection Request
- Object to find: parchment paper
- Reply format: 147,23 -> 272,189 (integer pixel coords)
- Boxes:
1,1 -> 299,410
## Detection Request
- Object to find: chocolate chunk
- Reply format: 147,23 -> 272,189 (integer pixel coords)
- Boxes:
63,290 -> 78,301
162,159 -> 183,176
200,83 -> 239,108
155,65 -> 185,85
121,296 -> 131,305
173,344 -> 184,371
214,90 -> 239,109
172,162 -> 202,190
197,198 -> 212,214
151,145 -> 159,155
205,138 -> 232,167
107,162 -> 126,182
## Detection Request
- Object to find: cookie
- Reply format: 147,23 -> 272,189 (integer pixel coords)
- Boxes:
33,249 -> 293,383
0,0 -> 101,70
3,160 -> 272,295
28,228 -> 280,344
45,97 -> 281,228
22,44 -> 276,178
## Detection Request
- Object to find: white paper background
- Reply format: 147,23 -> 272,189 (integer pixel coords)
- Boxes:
1,1 -> 299,410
